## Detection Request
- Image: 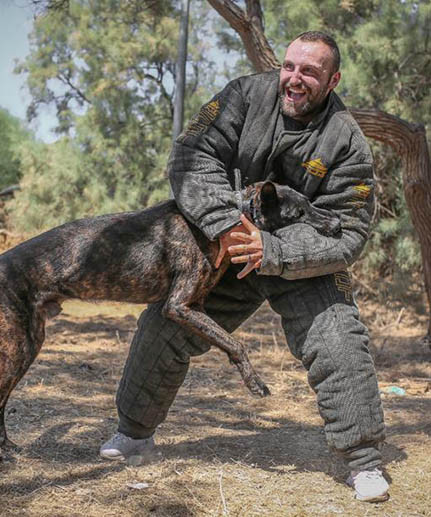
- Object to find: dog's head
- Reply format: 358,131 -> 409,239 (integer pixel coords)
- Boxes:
243,181 -> 341,236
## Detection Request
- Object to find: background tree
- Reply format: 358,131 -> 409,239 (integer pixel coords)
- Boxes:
208,0 -> 431,342
12,0 -> 215,226
0,108 -> 32,191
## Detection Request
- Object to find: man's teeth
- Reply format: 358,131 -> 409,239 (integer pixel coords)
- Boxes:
287,89 -> 305,101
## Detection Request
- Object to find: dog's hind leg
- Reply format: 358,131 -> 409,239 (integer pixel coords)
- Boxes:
0,350 -> 24,456
162,295 -> 270,397
0,398 -> 20,454
0,307 -> 47,457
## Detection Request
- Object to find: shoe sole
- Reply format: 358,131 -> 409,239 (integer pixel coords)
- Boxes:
100,452 -> 126,461
356,492 -> 390,503
100,449 -> 158,465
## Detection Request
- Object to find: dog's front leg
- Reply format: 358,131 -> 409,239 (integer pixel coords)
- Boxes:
162,301 -> 270,397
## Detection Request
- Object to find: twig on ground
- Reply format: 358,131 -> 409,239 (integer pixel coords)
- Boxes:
351,272 -> 379,296
380,307 -> 406,332
184,485 -> 208,514
219,469 -> 229,515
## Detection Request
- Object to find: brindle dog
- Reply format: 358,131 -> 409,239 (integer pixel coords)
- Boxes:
0,181 -> 340,457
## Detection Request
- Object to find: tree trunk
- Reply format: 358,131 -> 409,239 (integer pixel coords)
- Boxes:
208,0 -> 431,343
350,110 -> 431,342
206,0 -> 279,72
172,0 -> 190,142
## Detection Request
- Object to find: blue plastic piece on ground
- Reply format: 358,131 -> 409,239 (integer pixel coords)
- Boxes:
385,386 -> 406,396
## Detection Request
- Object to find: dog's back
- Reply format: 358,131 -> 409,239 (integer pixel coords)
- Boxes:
0,200 -> 216,306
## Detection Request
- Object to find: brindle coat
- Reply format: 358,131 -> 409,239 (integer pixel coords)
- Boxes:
0,181 -> 340,457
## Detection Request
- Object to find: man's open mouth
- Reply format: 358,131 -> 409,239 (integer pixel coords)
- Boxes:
285,88 -> 306,102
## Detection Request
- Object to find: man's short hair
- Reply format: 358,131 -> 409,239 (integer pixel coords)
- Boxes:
292,31 -> 341,73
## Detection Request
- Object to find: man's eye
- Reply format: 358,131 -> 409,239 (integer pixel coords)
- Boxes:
303,68 -> 317,76
283,63 -> 294,71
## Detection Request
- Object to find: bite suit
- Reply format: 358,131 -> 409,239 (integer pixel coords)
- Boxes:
116,70 -> 386,470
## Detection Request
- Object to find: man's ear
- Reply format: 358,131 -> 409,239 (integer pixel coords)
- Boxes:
328,70 -> 341,91
260,182 -> 278,214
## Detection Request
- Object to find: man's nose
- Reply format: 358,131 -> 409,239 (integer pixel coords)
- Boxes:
289,70 -> 302,86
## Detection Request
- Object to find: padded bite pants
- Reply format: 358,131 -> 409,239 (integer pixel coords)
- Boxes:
116,266 -> 385,471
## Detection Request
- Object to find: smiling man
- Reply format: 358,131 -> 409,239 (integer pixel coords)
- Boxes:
100,32 -> 389,504
279,36 -> 341,121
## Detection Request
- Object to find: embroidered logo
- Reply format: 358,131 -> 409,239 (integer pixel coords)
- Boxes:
351,183 -> 372,209
334,271 -> 352,302
301,158 -> 328,178
178,99 -> 220,142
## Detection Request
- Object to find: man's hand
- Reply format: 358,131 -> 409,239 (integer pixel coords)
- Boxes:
215,214 -> 263,279
215,221 -> 246,269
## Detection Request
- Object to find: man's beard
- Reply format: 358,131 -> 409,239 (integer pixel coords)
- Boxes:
278,82 -> 330,122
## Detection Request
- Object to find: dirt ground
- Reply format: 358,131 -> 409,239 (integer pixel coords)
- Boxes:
0,249 -> 430,515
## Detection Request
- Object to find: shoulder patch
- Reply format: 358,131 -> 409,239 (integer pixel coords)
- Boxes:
177,99 -> 220,142
302,158 -> 328,179
351,182 -> 372,208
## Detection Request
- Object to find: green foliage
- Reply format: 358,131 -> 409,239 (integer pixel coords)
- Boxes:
12,0 -> 187,227
9,133 -> 172,233
0,108 -> 32,190
8,138 -> 85,231
359,144 -> 422,299
11,0 -> 223,231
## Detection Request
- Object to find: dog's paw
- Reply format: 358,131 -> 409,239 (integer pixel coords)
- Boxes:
247,376 -> 271,398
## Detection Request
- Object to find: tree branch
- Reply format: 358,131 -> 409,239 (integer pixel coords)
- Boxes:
58,73 -> 91,105
134,68 -> 174,118
245,0 -> 264,32
206,0 -> 279,72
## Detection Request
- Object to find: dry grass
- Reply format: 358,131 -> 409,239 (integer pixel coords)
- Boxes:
1,233 -> 430,515
1,292 -> 431,516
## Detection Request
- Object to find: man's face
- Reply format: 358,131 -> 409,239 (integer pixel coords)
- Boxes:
279,39 -> 341,122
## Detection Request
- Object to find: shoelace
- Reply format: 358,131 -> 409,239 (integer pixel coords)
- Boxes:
353,469 -> 382,482
112,433 -> 130,444
365,471 -> 382,480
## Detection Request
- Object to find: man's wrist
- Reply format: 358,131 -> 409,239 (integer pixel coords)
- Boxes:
256,231 -> 283,276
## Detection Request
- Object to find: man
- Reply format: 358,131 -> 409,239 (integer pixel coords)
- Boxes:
100,31 -> 389,503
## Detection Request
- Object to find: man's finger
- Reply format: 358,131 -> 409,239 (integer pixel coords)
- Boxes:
215,241 -> 227,268
230,232 -> 254,242
240,214 -> 258,232
237,261 -> 255,279
231,252 -> 262,264
228,244 -> 261,255
237,258 -> 262,279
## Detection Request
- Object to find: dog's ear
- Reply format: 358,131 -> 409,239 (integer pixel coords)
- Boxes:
260,182 -> 278,213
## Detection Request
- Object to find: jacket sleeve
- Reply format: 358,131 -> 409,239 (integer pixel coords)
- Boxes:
168,80 -> 247,241
258,160 -> 375,279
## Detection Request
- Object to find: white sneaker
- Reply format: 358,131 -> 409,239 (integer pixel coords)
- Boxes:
100,432 -> 156,465
347,468 -> 389,502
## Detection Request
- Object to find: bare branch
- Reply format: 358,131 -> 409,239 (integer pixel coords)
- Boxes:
0,185 -> 20,197
58,73 -> 91,105
133,67 -> 174,118
206,0 -> 279,72
245,0 -> 264,32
